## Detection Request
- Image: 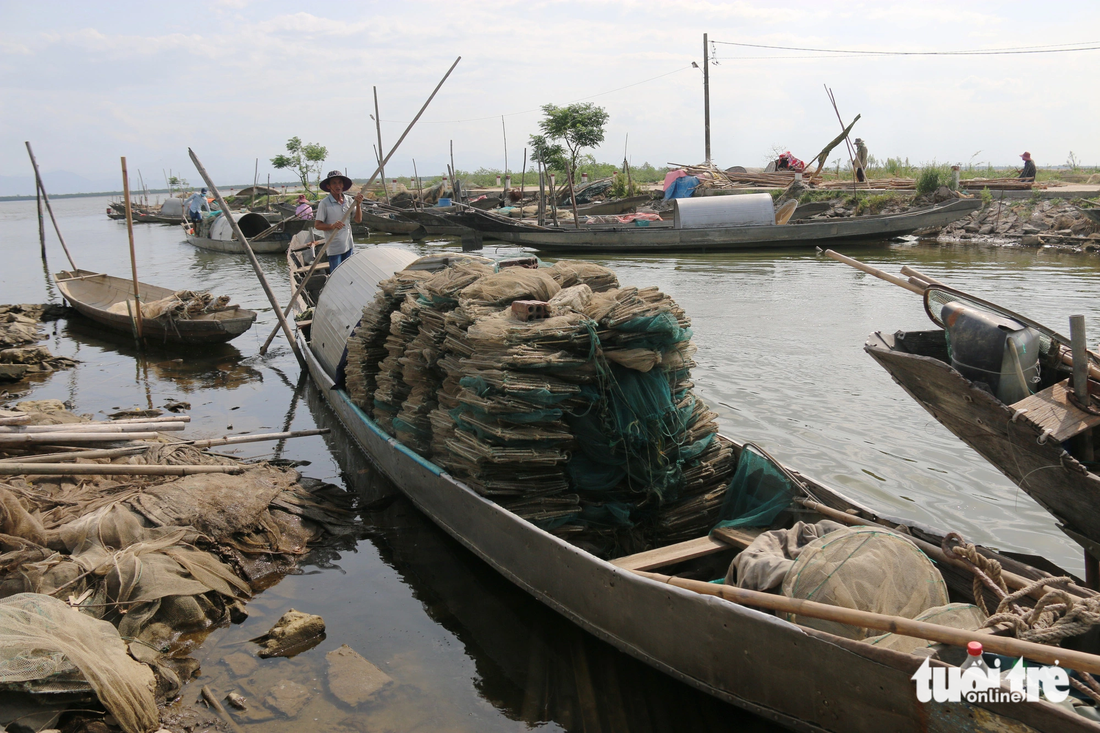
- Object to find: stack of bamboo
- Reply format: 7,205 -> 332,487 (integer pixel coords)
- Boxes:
0,410 -> 327,476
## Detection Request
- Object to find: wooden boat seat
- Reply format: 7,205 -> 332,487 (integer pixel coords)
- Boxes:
611,526 -> 764,572
1011,379 -> 1100,443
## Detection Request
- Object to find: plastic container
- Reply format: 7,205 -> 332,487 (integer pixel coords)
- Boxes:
959,641 -> 990,672
942,301 -> 1040,404
437,197 -> 452,207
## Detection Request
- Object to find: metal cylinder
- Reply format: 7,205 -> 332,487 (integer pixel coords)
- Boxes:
673,193 -> 776,230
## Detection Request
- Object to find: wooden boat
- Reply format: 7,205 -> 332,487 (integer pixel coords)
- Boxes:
864,283 -> 1100,565
404,207 -> 473,240
487,199 -> 981,253
55,269 -> 256,344
182,211 -> 299,254
285,248 -> 1100,732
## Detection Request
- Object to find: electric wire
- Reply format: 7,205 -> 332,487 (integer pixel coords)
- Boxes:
711,39 -> 1100,57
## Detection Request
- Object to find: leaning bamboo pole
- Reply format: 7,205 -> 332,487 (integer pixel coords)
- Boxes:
0,463 -> 242,476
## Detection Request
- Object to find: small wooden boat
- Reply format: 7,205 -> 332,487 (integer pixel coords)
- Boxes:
55,269 -> 256,344
286,248 -> 1100,732
404,206 -> 473,240
182,211 -> 300,254
489,199 -> 981,253
865,283 -> 1100,566
360,207 -> 420,235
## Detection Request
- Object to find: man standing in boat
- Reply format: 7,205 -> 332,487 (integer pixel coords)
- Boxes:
185,187 -> 209,227
315,170 -> 363,270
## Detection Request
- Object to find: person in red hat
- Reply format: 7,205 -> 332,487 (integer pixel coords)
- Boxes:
1018,152 -> 1036,182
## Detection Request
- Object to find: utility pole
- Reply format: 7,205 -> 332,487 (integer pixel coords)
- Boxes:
703,33 -> 711,164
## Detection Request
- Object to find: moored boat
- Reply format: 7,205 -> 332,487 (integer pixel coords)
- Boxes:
55,269 -> 256,344
490,198 -> 981,253
182,211 -> 303,254
285,246 -> 1100,732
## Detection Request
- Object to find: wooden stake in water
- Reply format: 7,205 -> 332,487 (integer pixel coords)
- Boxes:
519,148 -> 527,205
373,86 -> 390,205
121,157 -> 144,341
35,177 -> 46,261
25,141 -> 76,271
189,148 -> 306,370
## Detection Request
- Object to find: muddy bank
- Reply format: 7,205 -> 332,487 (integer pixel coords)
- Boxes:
0,304 -> 74,383
0,401 -> 362,733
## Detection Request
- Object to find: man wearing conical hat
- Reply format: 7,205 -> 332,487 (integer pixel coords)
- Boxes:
315,170 -> 363,270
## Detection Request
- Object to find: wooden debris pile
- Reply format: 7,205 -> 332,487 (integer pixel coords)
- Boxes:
0,304 -> 75,382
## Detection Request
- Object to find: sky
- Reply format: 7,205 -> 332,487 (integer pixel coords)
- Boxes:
1,0 -> 1098,195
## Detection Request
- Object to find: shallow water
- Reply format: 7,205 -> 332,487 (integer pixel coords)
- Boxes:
3,195 -> 1099,730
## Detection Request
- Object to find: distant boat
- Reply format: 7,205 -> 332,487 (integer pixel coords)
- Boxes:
183,211 -> 310,254
55,270 -> 256,344
487,199 -> 982,253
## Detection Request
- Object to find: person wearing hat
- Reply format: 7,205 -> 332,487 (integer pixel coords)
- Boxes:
294,194 -> 314,221
315,170 -> 363,270
1018,152 -> 1036,182
854,138 -> 869,182
185,187 -> 210,225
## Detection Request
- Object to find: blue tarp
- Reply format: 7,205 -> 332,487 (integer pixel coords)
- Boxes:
663,175 -> 700,200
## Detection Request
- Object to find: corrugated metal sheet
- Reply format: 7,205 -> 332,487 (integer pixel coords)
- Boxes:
311,247 -> 420,381
673,194 -> 775,230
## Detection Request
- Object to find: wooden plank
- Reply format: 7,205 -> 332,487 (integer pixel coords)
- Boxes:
1012,379 -> 1100,443
611,526 -> 765,572
611,535 -> 729,572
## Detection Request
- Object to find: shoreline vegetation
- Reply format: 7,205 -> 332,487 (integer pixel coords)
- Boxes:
4,160 -> 1098,202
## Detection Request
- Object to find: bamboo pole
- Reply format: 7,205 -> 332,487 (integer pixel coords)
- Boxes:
823,250 -> 925,295
373,87 -> 390,205
258,57 -> 463,356
412,159 -> 424,211
635,569 -> 1100,676
0,445 -> 150,464
201,686 -> 247,733
450,139 -> 459,202
0,463 -> 242,476
0,414 -> 31,426
25,142 -> 77,271
107,414 -> 191,424
825,85 -> 860,193
566,168 -> 581,229
35,178 -> 46,261
519,148 -> 527,205
900,265 -> 946,287
0,432 -> 161,445
120,157 -> 144,340
0,422 -> 184,434
189,148 -> 306,370
182,428 -> 328,448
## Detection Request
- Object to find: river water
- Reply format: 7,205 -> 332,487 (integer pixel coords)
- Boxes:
2,195 -> 1099,731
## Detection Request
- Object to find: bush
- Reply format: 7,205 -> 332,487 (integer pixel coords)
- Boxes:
916,166 -> 946,195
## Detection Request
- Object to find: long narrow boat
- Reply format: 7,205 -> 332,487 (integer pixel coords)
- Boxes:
285,247 -> 1100,732
864,283 -> 1100,565
55,269 -> 256,344
489,199 -> 980,253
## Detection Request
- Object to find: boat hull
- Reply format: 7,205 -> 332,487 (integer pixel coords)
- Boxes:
493,200 -> 982,252
865,330 -> 1100,556
56,270 -> 256,345
299,331 -> 1087,732
184,233 -> 289,254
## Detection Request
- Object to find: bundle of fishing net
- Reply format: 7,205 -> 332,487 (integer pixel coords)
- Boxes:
781,526 -> 949,640
393,263 -> 493,453
548,259 -> 619,292
111,290 -> 235,320
346,271 -> 431,416
865,603 -> 986,654
373,295 -> 426,434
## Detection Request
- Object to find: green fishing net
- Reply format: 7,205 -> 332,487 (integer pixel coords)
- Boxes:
712,444 -> 797,530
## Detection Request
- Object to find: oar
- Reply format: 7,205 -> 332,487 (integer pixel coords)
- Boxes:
635,569 -> 1100,676
257,56 -> 462,356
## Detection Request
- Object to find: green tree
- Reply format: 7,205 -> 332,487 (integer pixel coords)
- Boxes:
167,175 -> 189,190
529,103 -> 609,180
271,136 -> 328,192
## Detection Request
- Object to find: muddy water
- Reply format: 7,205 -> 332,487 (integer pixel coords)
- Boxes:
3,195 -> 1100,730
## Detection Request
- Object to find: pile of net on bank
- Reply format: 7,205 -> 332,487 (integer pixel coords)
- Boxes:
345,260 -> 736,557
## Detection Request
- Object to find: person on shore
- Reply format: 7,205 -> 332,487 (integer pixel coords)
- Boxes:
185,188 -> 209,226
1018,152 -> 1036,181
294,194 -> 314,220
314,170 -> 362,270
854,138 -> 868,182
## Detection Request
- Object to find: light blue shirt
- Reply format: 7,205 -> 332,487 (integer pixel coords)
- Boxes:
316,193 -> 355,256
186,192 -> 209,215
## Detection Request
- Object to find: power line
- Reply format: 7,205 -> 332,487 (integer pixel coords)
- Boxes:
383,65 -> 695,125
711,39 -> 1100,57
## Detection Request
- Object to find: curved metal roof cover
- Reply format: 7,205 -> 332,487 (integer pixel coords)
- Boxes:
311,247 -> 420,381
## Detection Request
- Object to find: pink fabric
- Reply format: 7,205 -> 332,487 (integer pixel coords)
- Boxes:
662,169 -> 688,192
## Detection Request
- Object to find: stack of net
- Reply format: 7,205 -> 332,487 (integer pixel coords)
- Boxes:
346,271 -> 430,416
392,263 -> 493,453
353,257 -> 726,557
